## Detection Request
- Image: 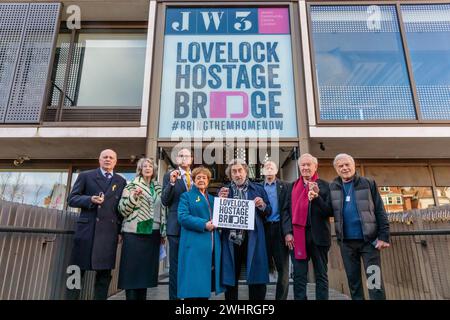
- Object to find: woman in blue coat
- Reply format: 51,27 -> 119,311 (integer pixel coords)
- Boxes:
177,167 -> 224,299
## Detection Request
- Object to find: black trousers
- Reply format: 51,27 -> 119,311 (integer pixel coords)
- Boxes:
168,235 -> 180,300
264,221 -> 289,300
339,239 -> 386,300
65,269 -> 112,300
290,228 -> 330,300
224,234 -> 267,300
126,288 -> 147,300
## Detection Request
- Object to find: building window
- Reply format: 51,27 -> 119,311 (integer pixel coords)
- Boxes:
380,186 -> 391,192
0,170 -> 68,210
379,186 -> 435,213
49,31 -> 147,108
310,5 -> 416,121
436,187 -> 450,205
401,4 -> 450,120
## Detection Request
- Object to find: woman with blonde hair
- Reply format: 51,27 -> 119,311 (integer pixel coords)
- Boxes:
118,158 -> 166,300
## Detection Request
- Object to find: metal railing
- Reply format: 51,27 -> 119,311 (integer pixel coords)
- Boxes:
0,200 -> 122,300
1,199 -> 449,300
328,205 -> 450,300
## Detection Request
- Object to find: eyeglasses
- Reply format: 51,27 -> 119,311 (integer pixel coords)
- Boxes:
178,155 -> 191,159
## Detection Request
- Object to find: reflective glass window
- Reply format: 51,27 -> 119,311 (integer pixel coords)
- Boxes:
0,170 -> 68,210
310,5 -> 416,120
75,33 -> 146,107
50,32 -> 147,108
402,5 -> 450,120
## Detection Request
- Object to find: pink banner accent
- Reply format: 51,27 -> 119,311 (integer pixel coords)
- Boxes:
258,8 -> 290,34
209,91 -> 249,119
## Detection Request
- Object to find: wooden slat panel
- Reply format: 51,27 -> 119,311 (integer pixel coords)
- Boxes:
28,206 -> 43,299
328,205 -> 450,300
432,166 -> 450,187
317,165 -> 362,183
1,199 -> 448,300
364,166 -> 432,186
12,205 -> 31,299
317,166 -> 336,182
23,206 -> 38,299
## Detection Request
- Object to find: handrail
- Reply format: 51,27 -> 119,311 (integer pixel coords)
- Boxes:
0,226 -> 74,235
330,229 -> 450,238
2,226 -> 450,237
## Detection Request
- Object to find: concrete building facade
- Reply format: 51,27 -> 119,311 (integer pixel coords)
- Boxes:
0,0 -> 450,213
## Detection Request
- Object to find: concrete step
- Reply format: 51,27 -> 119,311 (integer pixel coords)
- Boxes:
109,282 -> 350,300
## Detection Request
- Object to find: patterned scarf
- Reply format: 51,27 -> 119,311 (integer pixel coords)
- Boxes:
230,178 -> 249,200
229,178 -> 250,245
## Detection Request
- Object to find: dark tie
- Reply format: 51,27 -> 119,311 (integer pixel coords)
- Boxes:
105,172 -> 112,179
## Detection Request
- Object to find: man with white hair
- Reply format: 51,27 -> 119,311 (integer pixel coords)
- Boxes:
219,158 -> 272,300
281,153 -> 332,300
329,153 -> 390,300
261,160 -> 290,300
67,149 -> 127,300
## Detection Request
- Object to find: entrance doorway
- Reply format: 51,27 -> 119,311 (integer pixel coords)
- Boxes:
156,144 -> 300,194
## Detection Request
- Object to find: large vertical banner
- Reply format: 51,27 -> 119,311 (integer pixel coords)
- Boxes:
159,7 -> 298,138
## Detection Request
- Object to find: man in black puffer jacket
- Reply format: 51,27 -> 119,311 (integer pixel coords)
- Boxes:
329,153 -> 390,300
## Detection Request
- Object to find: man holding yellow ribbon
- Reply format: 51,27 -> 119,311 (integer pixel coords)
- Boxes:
161,148 -> 193,300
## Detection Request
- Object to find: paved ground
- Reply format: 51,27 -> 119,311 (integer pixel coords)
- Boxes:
109,278 -> 350,300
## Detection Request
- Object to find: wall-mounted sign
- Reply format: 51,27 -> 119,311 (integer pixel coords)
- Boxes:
159,7 -> 298,138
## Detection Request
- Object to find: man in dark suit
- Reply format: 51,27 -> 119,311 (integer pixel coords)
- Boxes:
66,149 -> 126,300
261,160 -> 290,300
161,148 -> 192,300
281,153 -> 332,300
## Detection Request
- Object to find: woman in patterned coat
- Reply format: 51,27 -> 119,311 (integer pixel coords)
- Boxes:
118,158 -> 166,300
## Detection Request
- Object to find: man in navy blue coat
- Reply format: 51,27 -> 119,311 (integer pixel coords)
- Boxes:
161,148 -> 192,300
66,149 -> 126,300
220,158 -> 272,300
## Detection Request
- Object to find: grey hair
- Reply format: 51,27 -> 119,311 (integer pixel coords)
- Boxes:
263,160 -> 278,171
225,158 -> 249,179
333,153 -> 355,167
298,153 -> 318,166
135,157 -> 158,180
